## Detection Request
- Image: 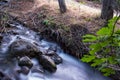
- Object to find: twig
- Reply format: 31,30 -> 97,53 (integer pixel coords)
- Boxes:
107,64 -> 120,71
111,15 -> 120,37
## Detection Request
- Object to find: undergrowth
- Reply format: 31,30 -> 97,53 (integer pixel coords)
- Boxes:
81,16 -> 120,76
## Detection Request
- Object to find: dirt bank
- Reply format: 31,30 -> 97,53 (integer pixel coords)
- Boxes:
0,0 -> 104,58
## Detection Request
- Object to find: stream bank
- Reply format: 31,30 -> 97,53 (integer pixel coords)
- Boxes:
0,0 -> 115,80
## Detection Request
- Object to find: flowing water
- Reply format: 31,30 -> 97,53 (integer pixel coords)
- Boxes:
0,21 -> 111,80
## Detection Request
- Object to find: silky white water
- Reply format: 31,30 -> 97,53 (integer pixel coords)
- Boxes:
26,40 -> 111,80
0,22 -> 111,80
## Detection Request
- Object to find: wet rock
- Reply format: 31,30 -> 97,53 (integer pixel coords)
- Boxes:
46,51 -> 62,65
38,55 -> 57,73
48,45 -> 57,52
0,71 -> 4,77
46,51 -> 55,55
31,66 -> 44,73
21,66 -> 30,75
0,70 -> 11,80
111,71 -> 120,80
7,30 -> 20,35
8,39 -> 42,58
0,0 -> 9,5
16,66 -> 30,75
51,54 -> 62,65
18,56 -> 33,69
0,34 -> 3,44
15,67 -> 21,74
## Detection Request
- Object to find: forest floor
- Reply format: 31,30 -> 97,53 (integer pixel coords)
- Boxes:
0,0 -> 119,58
0,0 -> 104,32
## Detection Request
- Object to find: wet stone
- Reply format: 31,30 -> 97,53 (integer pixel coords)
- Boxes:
0,34 -> 3,44
38,55 -> 57,73
51,54 -> 62,65
8,39 -> 42,58
0,0 -> 9,6
15,67 -> 21,74
31,66 -> 44,73
18,56 -> 33,69
0,71 -> 5,78
45,51 -> 62,65
0,70 -> 11,80
21,66 -> 30,75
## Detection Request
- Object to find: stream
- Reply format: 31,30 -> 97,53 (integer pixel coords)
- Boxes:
0,21 -> 112,80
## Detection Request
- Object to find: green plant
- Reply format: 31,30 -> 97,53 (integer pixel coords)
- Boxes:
43,19 -> 56,28
0,12 -> 9,30
81,16 -> 120,76
43,19 -> 50,25
79,1 -> 85,4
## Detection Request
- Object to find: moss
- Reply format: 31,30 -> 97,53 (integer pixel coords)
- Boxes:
0,12 -> 9,24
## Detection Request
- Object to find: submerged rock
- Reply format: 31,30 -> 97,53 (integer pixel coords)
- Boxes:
16,66 -> 30,75
18,56 -> 33,69
0,34 -> 3,44
38,55 -> 57,73
21,66 -> 30,75
46,51 -> 62,64
31,66 -> 44,73
51,54 -> 62,65
8,39 -> 42,58
0,70 -> 11,80
0,0 -> 9,5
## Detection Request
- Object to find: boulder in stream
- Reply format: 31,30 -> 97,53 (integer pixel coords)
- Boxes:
8,38 -> 42,58
18,56 -> 33,69
38,55 -> 57,73
46,51 -> 62,64
51,54 -> 62,65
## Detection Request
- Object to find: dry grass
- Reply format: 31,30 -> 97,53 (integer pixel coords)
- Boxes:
2,0 -> 105,33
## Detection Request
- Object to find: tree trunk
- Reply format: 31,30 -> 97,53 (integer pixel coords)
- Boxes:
101,0 -> 113,21
58,0 -> 67,13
